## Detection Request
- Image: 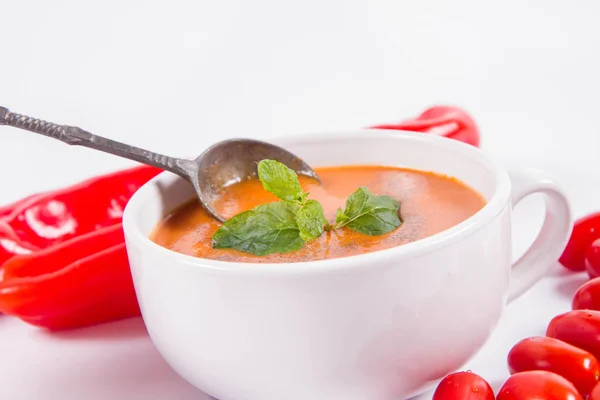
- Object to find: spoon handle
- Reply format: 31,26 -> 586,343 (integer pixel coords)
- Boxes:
0,106 -> 194,178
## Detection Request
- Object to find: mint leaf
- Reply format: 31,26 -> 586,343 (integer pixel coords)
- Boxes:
212,158 -> 404,257
335,207 -> 349,226
212,202 -> 304,255
257,160 -> 304,204
296,199 -> 327,241
336,186 -> 402,236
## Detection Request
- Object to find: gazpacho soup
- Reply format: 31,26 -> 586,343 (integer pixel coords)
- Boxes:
150,161 -> 486,263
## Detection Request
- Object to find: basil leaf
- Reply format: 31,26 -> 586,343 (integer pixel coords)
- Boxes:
212,202 -> 304,256
338,186 -> 402,236
257,160 -> 304,203
296,199 -> 327,241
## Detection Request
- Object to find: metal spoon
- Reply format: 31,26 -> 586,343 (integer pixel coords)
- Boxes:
0,106 -> 320,222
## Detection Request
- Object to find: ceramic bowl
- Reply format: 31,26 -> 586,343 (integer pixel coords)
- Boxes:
122,129 -> 572,400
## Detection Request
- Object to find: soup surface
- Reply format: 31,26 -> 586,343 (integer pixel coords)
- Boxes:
150,165 -> 487,263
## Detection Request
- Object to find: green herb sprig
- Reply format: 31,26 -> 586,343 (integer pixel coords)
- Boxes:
212,160 -> 402,256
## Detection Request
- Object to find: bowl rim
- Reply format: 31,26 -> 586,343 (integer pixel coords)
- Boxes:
122,129 -> 512,275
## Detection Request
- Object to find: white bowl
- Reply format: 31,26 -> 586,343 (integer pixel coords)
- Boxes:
122,129 -> 572,400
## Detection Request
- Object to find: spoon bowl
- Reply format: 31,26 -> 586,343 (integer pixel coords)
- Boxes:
193,138 -> 319,221
0,106 -> 320,222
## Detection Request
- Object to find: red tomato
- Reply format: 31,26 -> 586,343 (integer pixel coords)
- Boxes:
507,336 -> 599,396
572,277 -> 600,310
497,370 -> 582,400
560,212 -> 600,272
547,310 -> 600,363
586,239 -> 600,279
432,371 -> 495,400
591,383 -> 600,400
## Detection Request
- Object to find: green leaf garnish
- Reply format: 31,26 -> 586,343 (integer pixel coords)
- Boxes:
334,186 -> 402,235
296,199 -> 327,241
212,202 -> 304,256
212,159 -> 403,256
257,159 -> 304,204
335,207 -> 349,226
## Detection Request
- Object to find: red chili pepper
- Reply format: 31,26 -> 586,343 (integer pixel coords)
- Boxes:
497,370 -> 582,400
560,212 -> 600,272
547,310 -> 600,363
432,371 -> 495,400
572,277 -> 600,311
586,239 -> 600,279
0,223 -> 140,330
370,105 -> 481,147
507,336 -> 599,396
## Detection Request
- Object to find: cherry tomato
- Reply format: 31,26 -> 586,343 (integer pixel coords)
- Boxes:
507,336 -> 599,396
572,277 -> 600,310
586,239 -> 600,279
560,212 -> 600,272
432,371 -> 495,400
547,310 -> 600,363
591,382 -> 600,400
497,370 -> 582,400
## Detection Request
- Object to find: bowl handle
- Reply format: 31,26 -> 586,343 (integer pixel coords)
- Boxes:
507,168 -> 573,302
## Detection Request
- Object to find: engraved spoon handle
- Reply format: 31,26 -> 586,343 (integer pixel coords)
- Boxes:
0,106 -> 194,178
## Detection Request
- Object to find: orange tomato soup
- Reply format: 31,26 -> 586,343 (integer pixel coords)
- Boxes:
150,166 -> 486,263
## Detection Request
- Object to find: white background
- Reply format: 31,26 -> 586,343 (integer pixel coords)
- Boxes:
1,1 -> 599,399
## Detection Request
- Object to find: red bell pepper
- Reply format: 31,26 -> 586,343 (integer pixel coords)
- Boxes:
0,223 -> 138,330
0,165 -> 161,266
370,105 -> 481,147
0,165 -> 161,329
1,165 -> 162,250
